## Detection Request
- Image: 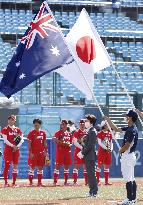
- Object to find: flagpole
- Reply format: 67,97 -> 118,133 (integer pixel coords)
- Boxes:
46,2 -> 120,149
110,61 -> 143,127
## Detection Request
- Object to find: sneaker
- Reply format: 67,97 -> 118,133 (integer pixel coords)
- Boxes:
53,182 -> 60,186
28,183 -> 34,187
11,183 -> 19,188
64,182 -> 71,186
37,183 -> 46,187
117,198 -> 133,205
132,199 -> 137,204
86,192 -> 97,198
73,182 -> 80,186
4,183 -> 10,187
105,182 -> 112,186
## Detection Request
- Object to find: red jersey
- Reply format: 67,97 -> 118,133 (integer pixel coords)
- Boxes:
27,130 -> 46,154
1,126 -> 22,147
97,130 -> 112,152
53,130 -> 72,150
73,129 -> 87,152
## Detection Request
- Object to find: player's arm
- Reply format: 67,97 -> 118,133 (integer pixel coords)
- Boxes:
119,130 -> 134,154
72,132 -> 82,149
72,137 -> 82,149
27,133 -> 34,158
119,142 -> 130,154
43,135 -> 49,159
1,129 -> 15,148
52,132 -> 63,145
97,138 -> 108,150
2,134 -> 14,147
135,109 -> 143,118
104,116 -> 122,132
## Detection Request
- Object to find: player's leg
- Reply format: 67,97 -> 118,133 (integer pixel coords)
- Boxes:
118,156 -> 134,204
83,164 -> 88,185
3,160 -> 11,186
130,154 -> 137,203
37,167 -> 45,187
104,164 -> 112,185
53,163 -> 61,185
64,151 -> 72,185
95,164 -> 102,185
3,148 -> 12,186
37,154 -> 45,186
28,154 -> 36,186
73,164 -> 80,185
12,150 -> 20,187
28,166 -> 35,186
64,165 -> 70,185
12,164 -> 18,186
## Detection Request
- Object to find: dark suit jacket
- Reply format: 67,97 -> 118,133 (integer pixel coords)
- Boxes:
81,126 -> 97,161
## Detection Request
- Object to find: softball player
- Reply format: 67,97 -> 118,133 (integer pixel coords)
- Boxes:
1,115 -> 24,187
105,110 -> 138,205
96,120 -> 113,185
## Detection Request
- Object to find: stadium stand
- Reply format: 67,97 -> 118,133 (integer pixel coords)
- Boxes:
0,0 -> 142,109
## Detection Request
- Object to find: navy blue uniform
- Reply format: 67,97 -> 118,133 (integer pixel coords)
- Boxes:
121,124 -> 138,153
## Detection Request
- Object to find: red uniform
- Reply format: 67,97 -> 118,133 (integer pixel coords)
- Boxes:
1,126 -> 22,164
28,130 -> 47,167
97,131 -> 112,165
73,129 -> 87,165
54,130 -> 72,166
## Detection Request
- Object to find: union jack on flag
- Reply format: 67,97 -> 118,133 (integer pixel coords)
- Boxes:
21,1 -> 59,49
0,1 -> 73,98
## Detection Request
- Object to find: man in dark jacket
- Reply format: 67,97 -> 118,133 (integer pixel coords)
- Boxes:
78,114 -> 98,197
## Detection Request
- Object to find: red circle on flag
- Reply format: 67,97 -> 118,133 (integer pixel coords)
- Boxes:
76,36 -> 96,64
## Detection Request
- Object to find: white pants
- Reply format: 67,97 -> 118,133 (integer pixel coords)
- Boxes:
120,152 -> 136,182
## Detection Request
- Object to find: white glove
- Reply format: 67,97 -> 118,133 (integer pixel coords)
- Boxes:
77,151 -> 83,159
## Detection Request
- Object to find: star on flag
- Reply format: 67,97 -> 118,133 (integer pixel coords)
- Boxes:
16,61 -> 21,67
50,45 -> 60,56
19,73 -> 26,79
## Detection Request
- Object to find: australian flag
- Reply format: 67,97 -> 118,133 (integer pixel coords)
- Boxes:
0,1 -> 73,98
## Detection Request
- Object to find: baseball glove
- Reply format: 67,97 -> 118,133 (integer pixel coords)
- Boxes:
14,135 -> 22,145
45,156 -> 51,166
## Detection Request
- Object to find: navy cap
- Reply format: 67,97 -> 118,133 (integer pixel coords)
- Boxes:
124,110 -> 138,121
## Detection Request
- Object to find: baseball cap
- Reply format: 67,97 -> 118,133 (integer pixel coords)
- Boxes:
8,115 -> 16,121
123,110 -> 138,121
61,119 -> 68,124
79,119 -> 85,124
101,120 -> 107,127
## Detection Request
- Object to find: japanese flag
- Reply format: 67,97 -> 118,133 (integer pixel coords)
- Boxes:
56,8 -> 111,100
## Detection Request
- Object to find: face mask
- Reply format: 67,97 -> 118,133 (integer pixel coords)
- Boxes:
85,121 -> 91,129
124,117 -> 128,123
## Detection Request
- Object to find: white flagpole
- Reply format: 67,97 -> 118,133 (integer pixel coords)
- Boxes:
46,3 -> 121,149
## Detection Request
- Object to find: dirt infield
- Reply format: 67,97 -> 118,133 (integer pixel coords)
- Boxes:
0,178 -> 143,205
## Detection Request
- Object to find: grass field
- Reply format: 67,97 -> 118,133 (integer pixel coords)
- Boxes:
0,178 -> 143,205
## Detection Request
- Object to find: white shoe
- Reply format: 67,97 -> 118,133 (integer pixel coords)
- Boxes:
117,198 -> 133,205
132,199 -> 137,204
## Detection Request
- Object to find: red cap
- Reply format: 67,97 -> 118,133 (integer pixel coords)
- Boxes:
8,115 -> 16,121
61,119 -> 68,124
80,119 -> 85,124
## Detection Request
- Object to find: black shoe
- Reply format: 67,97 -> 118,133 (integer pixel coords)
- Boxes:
86,192 -> 97,197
